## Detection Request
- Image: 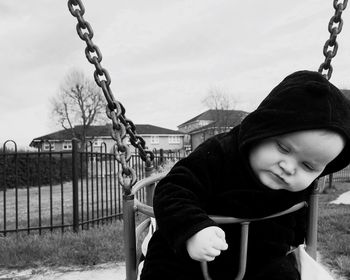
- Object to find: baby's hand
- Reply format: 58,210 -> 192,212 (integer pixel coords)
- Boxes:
186,226 -> 228,262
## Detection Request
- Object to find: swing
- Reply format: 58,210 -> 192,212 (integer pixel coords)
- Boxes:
67,1 -> 348,279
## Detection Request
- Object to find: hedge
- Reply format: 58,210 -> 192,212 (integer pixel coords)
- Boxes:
0,153 -> 86,190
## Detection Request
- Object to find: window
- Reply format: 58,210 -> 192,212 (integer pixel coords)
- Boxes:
43,142 -> 55,151
63,141 -> 72,150
151,136 -> 159,144
93,139 -> 102,147
168,136 -> 180,144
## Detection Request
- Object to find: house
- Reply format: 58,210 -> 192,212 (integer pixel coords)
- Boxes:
30,124 -> 186,154
178,89 -> 350,151
178,109 -> 249,150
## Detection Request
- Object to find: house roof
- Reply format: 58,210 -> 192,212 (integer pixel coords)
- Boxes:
180,89 -> 350,128
188,114 -> 247,134
181,90 -> 350,129
178,109 -> 248,127
30,124 -> 184,146
133,124 -> 184,135
184,90 -> 350,133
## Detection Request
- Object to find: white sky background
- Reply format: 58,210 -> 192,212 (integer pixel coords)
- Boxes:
1,0 -> 349,149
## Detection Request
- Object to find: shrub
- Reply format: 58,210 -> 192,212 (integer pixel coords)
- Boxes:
0,152 -> 87,189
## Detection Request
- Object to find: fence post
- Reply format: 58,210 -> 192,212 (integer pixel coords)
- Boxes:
159,149 -> 164,165
306,180 -> 319,260
72,138 -> 80,233
145,157 -> 155,206
328,173 -> 333,190
123,193 -> 137,280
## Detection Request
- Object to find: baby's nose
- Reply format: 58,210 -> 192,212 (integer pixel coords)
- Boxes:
278,161 -> 295,175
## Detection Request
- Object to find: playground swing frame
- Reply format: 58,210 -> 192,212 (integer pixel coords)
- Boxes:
125,171 -> 316,280
67,0 -> 348,279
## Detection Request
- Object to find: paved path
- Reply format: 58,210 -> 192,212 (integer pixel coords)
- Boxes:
330,190 -> 350,204
0,263 -> 126,280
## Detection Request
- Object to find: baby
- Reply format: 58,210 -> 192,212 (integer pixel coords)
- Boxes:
141,70 -> 350,280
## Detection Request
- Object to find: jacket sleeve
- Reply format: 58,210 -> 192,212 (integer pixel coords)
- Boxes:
153,137 -> 224,253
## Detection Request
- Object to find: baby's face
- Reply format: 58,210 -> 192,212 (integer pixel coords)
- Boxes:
249,130 -> 345,192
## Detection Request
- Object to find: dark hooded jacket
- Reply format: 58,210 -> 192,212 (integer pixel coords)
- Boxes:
140,71 -> 350,280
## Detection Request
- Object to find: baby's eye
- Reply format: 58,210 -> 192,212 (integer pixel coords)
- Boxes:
277,142 -> 289,153
303,162 -> 314,171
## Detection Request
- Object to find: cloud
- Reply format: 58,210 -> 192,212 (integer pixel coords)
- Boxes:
1,0 -> 349,148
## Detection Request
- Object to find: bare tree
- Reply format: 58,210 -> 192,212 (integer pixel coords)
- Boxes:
202,86 -> 236,111
51,69 -> 105,144
201,87 -> 237,137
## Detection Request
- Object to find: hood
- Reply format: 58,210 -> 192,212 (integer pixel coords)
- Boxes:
239,70 -> 350,176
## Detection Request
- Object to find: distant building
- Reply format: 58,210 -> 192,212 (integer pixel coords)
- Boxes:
30,124 -> 186,154
178,109 -> 248,150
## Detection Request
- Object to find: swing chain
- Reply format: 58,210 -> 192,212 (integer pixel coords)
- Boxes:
68,0 -> 154,191
318,0 -> 348,80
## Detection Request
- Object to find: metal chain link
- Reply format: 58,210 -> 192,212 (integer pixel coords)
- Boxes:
67,0 -> 154,192
318,0 -> 348,80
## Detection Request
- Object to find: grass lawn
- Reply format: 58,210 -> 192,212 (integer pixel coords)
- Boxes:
0,179 -> 348,279
0,178 -> 123,232
318,181 -> 350,279
0,221 -> 125,268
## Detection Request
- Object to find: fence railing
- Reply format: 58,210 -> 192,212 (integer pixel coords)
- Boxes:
0,140 -> 184,235
1,139 -> 349,235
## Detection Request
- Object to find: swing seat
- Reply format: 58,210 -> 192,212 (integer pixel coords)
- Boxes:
124,172 -> 320,280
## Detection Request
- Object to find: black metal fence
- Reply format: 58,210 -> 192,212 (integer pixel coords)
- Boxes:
1,138 -> 349,236
318,165 -> 350,191
328,165 -> 350,182
0,140 -> 184,235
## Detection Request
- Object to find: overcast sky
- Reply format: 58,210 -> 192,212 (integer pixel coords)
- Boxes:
1,0 -> 349,149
